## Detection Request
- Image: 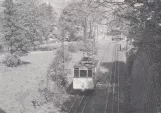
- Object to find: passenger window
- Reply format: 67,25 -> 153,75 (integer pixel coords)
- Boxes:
88,69 -> 92,77
80,70 -> 87,77
74,68 -> 79,77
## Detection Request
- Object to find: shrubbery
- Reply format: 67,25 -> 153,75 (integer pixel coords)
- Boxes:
68,43 -> 78,53
3,54 -> 21,67
31,44 -> 59,51
51,48 -> 71,87
15,50 -> 28,56
42,48 -> 71,107
47,48 -> 71,83
48,59 -> 68,87
56,48 -> 72,62
37,45 -> 57,51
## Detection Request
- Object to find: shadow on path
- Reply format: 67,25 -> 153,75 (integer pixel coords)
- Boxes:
20,61 -> 31,65
0,108 -> 6,113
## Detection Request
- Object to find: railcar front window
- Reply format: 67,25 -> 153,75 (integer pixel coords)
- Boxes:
74,68 -> 79,77
88,69 -> 92,77
80,70 -> 87,77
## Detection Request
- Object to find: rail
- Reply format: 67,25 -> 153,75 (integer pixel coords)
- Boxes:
67,41 -> 116,113
104,42 -> 120,113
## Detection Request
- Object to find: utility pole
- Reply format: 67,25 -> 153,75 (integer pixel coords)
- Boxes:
61,28 -> 65,76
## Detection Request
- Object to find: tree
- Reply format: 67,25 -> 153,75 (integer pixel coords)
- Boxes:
119,0 -> 161,54
15,0 -> 57,45
0,0 -> 58,67
117,1 -> 161,112
33,2 -> 57,42
59,1 -> 100,40
2,0 -> 30,54
59,1 -> 102,57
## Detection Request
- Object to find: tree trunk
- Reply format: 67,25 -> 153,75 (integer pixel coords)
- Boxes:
83,18 -> 88,56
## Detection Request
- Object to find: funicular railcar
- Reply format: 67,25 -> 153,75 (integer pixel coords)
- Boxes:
73,57 -> 98,91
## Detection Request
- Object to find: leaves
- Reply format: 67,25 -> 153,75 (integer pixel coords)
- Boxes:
15,0 -> 57,42
59,1 -> 104,46
0,0 -> 57,55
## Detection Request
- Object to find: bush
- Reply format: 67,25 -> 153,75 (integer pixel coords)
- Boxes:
15,50 -> 28,56
32,45 -> 58,51
56,48 -> 71,62
78,40 -> 94,53
46,48 -> 72,87
68,43 -> 78,53
3,54 -> 21,67
38,46 -> 51,51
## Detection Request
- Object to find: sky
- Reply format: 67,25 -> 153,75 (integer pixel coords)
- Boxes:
0,0 -> 125,15
47,0 -> 124,15
0,0 -> 71,14
47,0 -> 72,14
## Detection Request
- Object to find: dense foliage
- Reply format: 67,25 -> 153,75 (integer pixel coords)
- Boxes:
59,1 -> 101,58
119,1 -> 161,112
0,0 -> 57,67
1,0 -> 30,54
60,1 -> 100,38
3,53 -> 21,67
0,0 -> 57,55
15,0 -> 57,44
44,48 -> 71,107
68,42 -> 78,53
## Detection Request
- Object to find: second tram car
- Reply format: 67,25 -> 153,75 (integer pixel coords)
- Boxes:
73,57 -> 99,91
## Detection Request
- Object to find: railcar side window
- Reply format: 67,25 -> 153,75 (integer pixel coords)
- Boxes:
88,69 -> 92,77
80,70 -> 87,77
74,68 -> 79,77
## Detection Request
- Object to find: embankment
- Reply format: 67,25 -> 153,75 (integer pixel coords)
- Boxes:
125,48 -> 161,113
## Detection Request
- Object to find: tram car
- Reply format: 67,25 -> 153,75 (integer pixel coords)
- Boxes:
73,57 -> 99,91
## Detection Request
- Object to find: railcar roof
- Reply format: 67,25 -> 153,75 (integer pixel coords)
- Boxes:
73,57 -> 98,68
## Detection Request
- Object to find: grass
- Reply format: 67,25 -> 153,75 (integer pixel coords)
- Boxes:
0,40 -> 84,113
0,38 -> 117,113
0,48 -> 85,113
0,51 -> 58,113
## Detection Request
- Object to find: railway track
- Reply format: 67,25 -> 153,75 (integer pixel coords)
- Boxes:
103,42 -> 115,113
67,95 -> 84,113
111,43 -> 118,113
67,91 -> 93,113
104,43 -> 120,113
65,42 -> 121,113
66,42 -> 113,113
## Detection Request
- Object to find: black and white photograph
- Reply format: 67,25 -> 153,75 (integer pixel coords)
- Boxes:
0,0 -> 160,113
